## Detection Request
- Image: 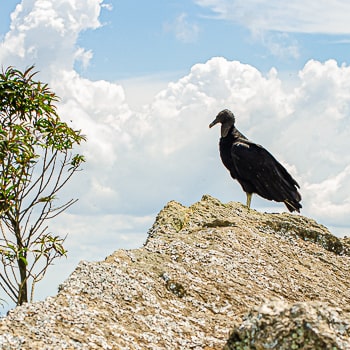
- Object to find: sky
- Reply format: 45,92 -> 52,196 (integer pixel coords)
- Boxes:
1,0 -> 350,310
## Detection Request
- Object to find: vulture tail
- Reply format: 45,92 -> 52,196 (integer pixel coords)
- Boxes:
284,199 -> 302,213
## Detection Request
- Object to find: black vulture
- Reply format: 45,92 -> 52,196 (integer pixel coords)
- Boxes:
209,109 -> 302,212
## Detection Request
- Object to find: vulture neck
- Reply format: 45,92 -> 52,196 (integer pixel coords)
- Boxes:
221,122 -> 235,138
221,125 -> 248,141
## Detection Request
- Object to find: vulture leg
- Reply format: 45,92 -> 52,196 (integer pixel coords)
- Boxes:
246,192 -> 252,210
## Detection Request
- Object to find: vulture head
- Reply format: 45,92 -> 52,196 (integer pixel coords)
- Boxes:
209,109 -> 235,137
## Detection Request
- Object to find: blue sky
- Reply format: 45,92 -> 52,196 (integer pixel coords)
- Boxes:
76,2 -> 350,80
1,0 -> 350,310
3,1 -> 349,80
94,2 -> 350,77
77,1 -> 258,80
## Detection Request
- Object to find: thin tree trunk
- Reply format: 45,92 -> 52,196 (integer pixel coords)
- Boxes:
14,220 -> 28,305
17,257 -> 28,305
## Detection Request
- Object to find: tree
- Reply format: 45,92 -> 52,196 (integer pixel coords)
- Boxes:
0,66 -> 86,306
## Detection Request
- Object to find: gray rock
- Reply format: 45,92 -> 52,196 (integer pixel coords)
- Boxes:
0,195 -> 349,349
224,300 -> 350,350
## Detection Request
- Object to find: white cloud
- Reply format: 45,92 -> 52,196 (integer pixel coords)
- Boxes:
195,0 -> 350,34
101,3 -> 113,11
165,13 -> 200,43
142,57 -> 350,229
304,165 -> 350,221
257,32 -> 300,59
0,0 -> 103,77
195,0 -> 350,58
1,0 -> 350,308
74,47 -> 93,69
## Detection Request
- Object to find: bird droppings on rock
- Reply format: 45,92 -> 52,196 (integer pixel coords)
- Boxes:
0,195 -> 349,349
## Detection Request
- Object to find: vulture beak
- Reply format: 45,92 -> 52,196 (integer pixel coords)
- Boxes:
209,118 -> 219,128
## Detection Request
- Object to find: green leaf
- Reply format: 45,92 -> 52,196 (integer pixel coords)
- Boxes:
37,195 -> 56,203
19,255 -> 28,266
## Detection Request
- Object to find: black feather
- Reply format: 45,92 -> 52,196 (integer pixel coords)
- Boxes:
210,109 -> 302,212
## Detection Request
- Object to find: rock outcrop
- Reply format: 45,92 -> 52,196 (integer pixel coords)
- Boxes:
224,300 -> 350,350
0,195 -> 349,349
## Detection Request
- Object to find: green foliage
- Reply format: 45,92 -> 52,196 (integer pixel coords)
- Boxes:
0,66 -> 86,306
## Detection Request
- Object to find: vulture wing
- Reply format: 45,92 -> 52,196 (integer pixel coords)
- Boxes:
231,140 -> 301,204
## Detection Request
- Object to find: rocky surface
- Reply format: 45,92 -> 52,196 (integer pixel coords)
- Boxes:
0,195 -> 349,349
224,300 -> 350,350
